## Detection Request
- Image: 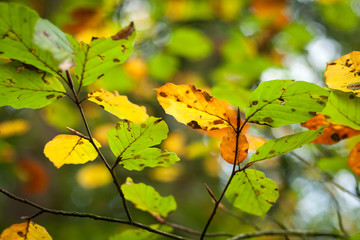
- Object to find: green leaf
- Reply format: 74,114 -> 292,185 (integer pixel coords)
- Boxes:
168,27 -> 212,60
225,170 -> 279,217
0,3 -> 63,77
249,127 -> 325,163
70,22 -> 136,87
33,18 -> 74,70
246,80 -> 329,127
212,81 -> 251,109
0,62 -> 66,109
109,225 -> 172,240
322,91 -> 360,130
107,117 -> 179,171
121,177 -> 177,217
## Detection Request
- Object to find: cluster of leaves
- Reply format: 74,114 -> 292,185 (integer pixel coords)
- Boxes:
1,1 -> 360,240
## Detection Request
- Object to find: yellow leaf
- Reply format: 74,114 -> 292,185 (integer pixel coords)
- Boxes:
156,83 -> 235,131
44,134 -> 101,168
88,88 -> 149,123
325,51 -> 360,95
0,119 -> 30,138
0,221 -> 52,240
220,128 -> 249,164
76,163 -> 112,189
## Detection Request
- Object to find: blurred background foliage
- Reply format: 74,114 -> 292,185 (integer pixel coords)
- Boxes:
1,0 -> 360,239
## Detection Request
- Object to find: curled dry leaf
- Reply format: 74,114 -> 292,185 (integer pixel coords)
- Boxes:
0,221 -> 52,240
348,142 -> 360,175
88,88 -> 149,123
325,51 -> 360,95
301,114 -> 360,144
44,134 -> 101,168
220,128 -> 249,164
156,83 -> 235,131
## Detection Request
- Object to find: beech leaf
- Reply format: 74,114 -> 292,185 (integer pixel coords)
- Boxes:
70,22 -> 136,87
107,117 -> 179,171
249,127 -> 325,163
44,134 -> 101,168
88,88 -> 149,123
0,221 -> 52,240
156,83 -> 235,131
325,51 -> 360,95
322,91 -> 360,130
302,114 -> 360,144
121,177 -> 177,217
0,3 -> 63,77
225,170 -> 279,217
246,80 -> 329,127
348,142 -> 360,175
220,128 -> 249,164
0,62 -> 66,109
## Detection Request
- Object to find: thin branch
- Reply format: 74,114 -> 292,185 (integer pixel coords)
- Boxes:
229,229 -> 344,240
200,108 -> 249,239
0,187 -> 185,240
65,70 -> 133,222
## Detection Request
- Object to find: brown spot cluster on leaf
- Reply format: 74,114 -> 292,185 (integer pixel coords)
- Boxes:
301,114 -> 360,144
348,142 -> 360,175
156,83 -> 236,131
220,128 -> 249,164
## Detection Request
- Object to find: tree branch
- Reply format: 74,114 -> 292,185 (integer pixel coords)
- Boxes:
228,229 -> 345,240
0,187 -> 185,240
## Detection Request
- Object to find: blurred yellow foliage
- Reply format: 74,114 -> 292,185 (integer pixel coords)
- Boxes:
0,119 -> 30,138
93,123 -> 115,146
76,163 -> 112,189
149,165 -> 184,182
123,57 -> 148,82
162,131 -> 187,157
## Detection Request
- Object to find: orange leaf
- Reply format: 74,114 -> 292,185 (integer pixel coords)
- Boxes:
301,114 -> 360,144
325,51 -> 360,95
156,83 -> 235,131
220,128 -> 249,164
348,142 -> 360,175
0,221 -> 52,240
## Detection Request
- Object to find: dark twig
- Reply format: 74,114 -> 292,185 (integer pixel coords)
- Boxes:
0,187 -> 185,240
65,70 -> 133,222
200,108 -> 249,239
228,229 -> 345,240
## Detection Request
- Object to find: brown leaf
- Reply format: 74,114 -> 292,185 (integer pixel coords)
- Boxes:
348,142 -> 360,175
220,128 -> 249,164
156,83 -> 235,131
301,114 -> 360,144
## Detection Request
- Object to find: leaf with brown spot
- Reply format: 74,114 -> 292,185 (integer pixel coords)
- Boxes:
348,142 -> 360,175
156,83 -> 235,131
325,51 -> 360,95
0,221 -> 52,240
88,88 -> 149,123
220,128 -> 249,164
246,80 -> 329,127
302,114 -> 360,144
44,134 -> 101,168
107,117 -> 179,171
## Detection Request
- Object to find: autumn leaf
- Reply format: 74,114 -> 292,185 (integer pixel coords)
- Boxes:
121,177 -> 177,217
0,119 -> 30,138
88,88 -> 149,123
225,169 -> 279,217
156,83 -> 235,131
301,114 -> 360,144
0,221 -> 52,240
348,142 -> 360,175
220,128 -> 249,164
325,51 -> 360,95
107,117 -> 179,171
76,163 -> 112,189
44,134 -> 101,168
